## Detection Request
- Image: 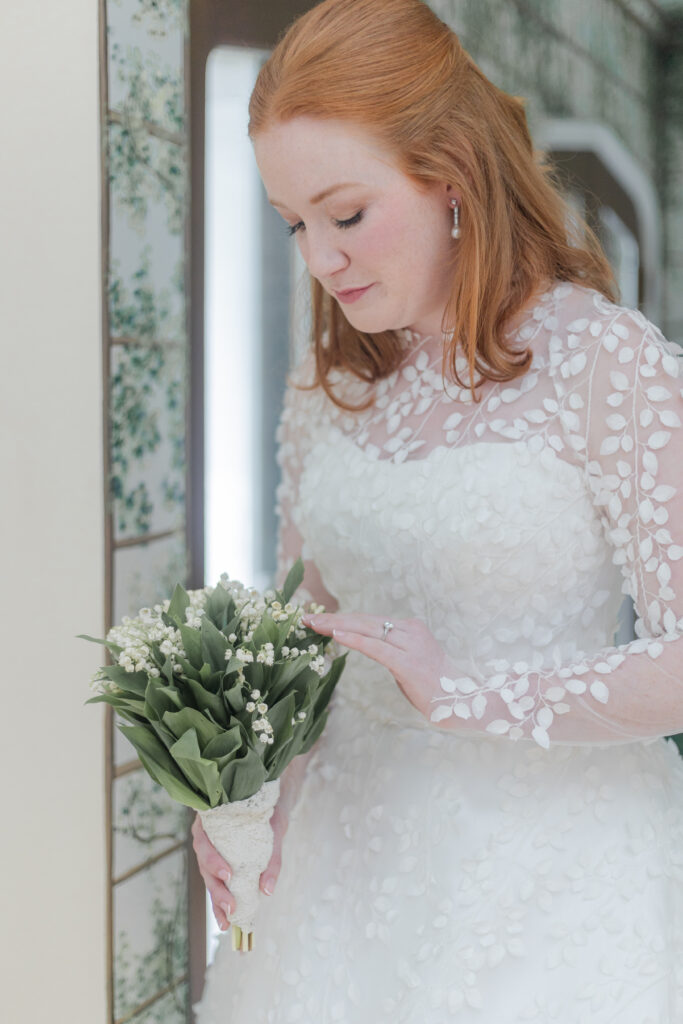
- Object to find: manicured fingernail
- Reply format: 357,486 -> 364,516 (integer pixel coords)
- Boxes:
263,879 -> 274,894
333,629 -> 347,640
219,869 -> 231,884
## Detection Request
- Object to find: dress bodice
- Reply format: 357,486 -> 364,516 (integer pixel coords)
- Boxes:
296,430 -> 625,730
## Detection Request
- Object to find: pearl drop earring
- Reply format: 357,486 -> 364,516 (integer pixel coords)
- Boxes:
449,197 -> 461,239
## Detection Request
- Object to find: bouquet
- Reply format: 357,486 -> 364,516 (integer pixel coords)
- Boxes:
80,557 -> 347,952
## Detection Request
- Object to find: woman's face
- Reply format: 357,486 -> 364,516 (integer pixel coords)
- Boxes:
252,116 -> 457,340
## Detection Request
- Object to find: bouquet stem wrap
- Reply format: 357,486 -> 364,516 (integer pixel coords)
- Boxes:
199,778 -> 281,951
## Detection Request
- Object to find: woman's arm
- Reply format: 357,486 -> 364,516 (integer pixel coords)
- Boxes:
272,352 -> 340,798
428,300 -> 683,747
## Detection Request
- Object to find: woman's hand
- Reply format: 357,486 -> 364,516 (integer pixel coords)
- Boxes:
301,611 -> 450,721
191,800 -> 290,930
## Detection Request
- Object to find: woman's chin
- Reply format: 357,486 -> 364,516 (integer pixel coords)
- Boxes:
340,308 -> 400,336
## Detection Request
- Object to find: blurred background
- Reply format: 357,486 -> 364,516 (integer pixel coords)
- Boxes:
1,1 -> 681,1021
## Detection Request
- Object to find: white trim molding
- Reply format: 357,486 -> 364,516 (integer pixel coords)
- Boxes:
535,117 -> 662,322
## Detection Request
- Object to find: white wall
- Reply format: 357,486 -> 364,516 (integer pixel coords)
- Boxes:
0,2 -> 107,1022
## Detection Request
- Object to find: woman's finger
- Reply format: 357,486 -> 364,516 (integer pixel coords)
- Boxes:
303,611 -> 407,638
192,813 -> 233,882
210,894 -> 230,931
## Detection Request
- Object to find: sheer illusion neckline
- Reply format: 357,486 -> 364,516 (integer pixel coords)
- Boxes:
394,284 -> 557,375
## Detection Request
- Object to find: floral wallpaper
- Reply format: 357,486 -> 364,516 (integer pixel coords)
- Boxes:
102,0 -> 193,1021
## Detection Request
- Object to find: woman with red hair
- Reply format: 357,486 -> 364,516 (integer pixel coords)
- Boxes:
193,1 -> 683,1019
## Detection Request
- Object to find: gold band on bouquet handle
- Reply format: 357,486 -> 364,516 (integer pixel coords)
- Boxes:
232,925 -> 254,952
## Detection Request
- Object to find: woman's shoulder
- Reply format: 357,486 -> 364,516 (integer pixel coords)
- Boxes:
542,279 -> 670,340
536,279 -> 682,428
522,280 -> 678,373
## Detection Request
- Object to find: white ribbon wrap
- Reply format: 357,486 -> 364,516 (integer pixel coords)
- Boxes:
199,778 -> 281,935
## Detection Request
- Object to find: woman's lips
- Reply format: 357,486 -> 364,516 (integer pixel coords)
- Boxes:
333,283 -> 374,303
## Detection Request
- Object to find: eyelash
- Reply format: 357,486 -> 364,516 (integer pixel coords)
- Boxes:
286,210 -> 364,237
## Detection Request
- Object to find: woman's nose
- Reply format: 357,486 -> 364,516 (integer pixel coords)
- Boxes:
301,232 -> 350,280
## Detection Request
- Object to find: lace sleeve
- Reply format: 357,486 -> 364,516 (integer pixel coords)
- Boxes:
274,351 -> 340,615
430,302 -> 683,748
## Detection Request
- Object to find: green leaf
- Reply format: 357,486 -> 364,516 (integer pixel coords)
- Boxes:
160,610 -> 177,630
85,693 -> 146,719
224,654 -> 247,675
225,610 -> 242,639
277,613 -> 298,646
251,614 -> 280,650
137,750 -> 210,810
281,557 -> 304,605
313,652 -> 348,717
179,624 -> 202,667
219,746 -> 267,802
160,655 -> 175,685
299,708 -> 328,753
170,729 -> 223,807
76,634 -> 124,657
149,718 -> 181,752
100,665 -> 149,696
174,654 -> 201,681
206,585 -> 230,628
118,723 -> 209,809
265,691 -> 295,752
202,725 -> 243,771
223,678 -> 246,714
249,663 -> 264,693
266,655 -> 314,704
201,615 -> 230,674
144,676 -> 183,720
265,733 -> 298,780
162,707 -> 221,749
183,676 -> 230,727
167,583 -> 191,626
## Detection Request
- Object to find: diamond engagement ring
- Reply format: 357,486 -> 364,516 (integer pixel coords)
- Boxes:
382,620 -> 394,641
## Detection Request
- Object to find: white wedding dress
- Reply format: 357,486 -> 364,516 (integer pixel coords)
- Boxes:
195,280 -> 683,1023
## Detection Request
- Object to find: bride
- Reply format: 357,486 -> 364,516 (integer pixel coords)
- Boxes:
193,0 -> 683,1019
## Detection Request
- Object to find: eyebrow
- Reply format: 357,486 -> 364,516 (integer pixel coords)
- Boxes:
269,182 -> 362,210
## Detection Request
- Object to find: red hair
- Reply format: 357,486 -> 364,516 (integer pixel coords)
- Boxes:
248,0 -> 618,411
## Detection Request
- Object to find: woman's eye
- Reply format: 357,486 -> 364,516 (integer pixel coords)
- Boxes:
334,210 -> 364,229
285,210 -> 364,237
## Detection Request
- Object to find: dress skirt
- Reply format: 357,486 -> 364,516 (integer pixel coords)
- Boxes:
194,688 -> 683,1024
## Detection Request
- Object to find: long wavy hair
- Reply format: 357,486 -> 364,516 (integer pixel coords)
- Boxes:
248,0 -> 618,411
